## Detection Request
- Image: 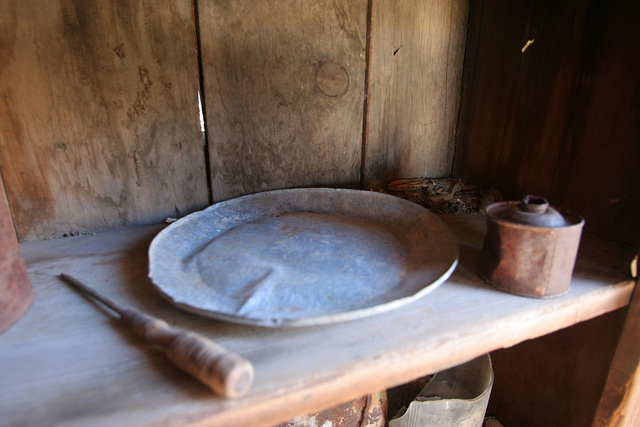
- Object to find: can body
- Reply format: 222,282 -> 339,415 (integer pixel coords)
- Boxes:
478,202 -> 584,298
0,179 -> 35,334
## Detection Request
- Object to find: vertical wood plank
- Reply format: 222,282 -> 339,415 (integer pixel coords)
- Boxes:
549,0 -> 640,247
0,0 -> 208,241
198,0 -> 367,201
454,0 -> 593,198
593,273 -> 640,427
489,308 -> 628,427
363,0 -> 469,188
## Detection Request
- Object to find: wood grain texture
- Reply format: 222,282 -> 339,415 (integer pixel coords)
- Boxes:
198,0 -> 367,201
0,0 -> 208,241
363,0 -> 469,188
548,0 -> 640,247
60,273 -> 255,398
454,0 -> 594,196
0,215 -> 634,426
454,0 -> 640,246
489,308 -> 627,427
593,270 -> 640,427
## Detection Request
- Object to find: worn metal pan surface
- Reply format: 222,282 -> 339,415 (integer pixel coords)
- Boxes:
149,188 -> 459,327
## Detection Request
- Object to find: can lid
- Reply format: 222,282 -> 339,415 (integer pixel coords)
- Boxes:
487,195 -> 568,228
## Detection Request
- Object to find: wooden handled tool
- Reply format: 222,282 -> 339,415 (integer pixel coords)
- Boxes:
59,273 -> 254,398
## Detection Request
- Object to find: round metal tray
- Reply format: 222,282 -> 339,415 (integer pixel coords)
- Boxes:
148,188 -> 459,327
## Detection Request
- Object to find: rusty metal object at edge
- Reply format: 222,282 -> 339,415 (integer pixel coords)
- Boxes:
0,177 -> 35,334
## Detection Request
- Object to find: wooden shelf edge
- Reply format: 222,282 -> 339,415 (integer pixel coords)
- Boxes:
3,215 -> 636,427
190,280 -> 636,427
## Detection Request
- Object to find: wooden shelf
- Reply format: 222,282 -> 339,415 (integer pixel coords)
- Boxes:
0,214 -> 635,427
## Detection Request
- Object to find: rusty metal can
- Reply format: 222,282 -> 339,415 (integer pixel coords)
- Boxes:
478,196 -> 584,298
0,178 -> 35,334
277,390 -> 387,427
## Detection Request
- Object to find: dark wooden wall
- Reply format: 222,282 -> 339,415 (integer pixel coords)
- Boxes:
489,308 -> 628,427
454,0 -> 640,246
454,1 -> 639,425
0,0 -> 468,241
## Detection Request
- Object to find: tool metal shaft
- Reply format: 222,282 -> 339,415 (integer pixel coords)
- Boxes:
59,273 -> 124,315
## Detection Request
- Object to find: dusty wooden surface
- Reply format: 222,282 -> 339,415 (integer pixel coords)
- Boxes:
0,0 -> 208,241
198,0 -> 367,201
363,0 -> 469,188
454,0 -> 640,246
0,214 -> 635,427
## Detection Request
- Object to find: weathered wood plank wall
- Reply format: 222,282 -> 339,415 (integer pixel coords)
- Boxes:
0,0 -> 470,240
0,0 -> 208,241
198,0 -> 368,201
455,0 -> 640,246
364,0 -> 468,188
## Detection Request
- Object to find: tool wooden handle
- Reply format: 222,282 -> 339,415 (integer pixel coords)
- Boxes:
121,309 -> 254,398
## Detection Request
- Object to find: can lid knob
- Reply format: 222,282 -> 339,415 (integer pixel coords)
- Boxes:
520,195 -> 549,214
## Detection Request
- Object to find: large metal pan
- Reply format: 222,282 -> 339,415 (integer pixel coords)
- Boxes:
149,188 -> 459,327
